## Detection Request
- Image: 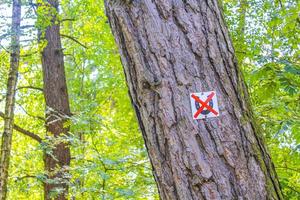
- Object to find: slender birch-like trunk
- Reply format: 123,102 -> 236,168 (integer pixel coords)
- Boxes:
0,0 -> 21,199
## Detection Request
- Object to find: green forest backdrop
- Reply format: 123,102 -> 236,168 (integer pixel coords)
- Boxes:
0,0 -> 299,199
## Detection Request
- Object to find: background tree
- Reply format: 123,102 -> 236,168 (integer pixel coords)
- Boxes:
223,0 -> 300,197
1,0 -> 157,199
0,0 -> 21,199
37,0 -> 71,199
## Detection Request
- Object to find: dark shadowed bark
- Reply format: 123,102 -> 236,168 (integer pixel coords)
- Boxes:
0,0 -> 21,199
39,0 -> 71,199
0,111 -> 42,142
105,0 -> 283,199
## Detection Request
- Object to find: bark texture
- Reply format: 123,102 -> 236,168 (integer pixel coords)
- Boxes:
105,0 -> 283,199
40,0 -> 71,199
0,0 -> 21,199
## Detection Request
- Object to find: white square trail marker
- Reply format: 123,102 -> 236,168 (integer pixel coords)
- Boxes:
190,91 -> 220,119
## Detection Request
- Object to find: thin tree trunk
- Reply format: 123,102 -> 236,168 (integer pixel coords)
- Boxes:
105,0 -> 283,199
39,0 -> 71,199
0,0 -> 21,199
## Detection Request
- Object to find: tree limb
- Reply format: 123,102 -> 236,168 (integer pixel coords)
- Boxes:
14,175 -> 37,181
16,86 -> 43,92
285,185 -> 300,195
276,166 -> 300,173
61,34 -> 87,49
20,51 -> 39,57
0,42 -> 10,54
0,33 -> 11,40
16,103 -> 45,121
60,18 -> 76,22
20,25 -> 35,29
0,111 -> 42,143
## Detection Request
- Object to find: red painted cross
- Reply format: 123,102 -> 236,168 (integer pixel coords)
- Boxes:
191,92 -> 219,118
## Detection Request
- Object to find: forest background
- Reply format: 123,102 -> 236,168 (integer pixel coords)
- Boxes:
0,0 -> 299,199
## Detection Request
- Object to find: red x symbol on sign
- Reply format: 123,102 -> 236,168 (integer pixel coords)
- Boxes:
191,92 -> 219,118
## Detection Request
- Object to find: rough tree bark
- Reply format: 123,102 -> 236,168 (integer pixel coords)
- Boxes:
40,0 -> 71,199
0,0 -> 21,199
105,0 -> 283,199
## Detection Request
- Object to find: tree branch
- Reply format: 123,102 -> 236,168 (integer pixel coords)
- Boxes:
276,166 -> 300,173
14,175 -> 37,181
60,18 -> 76,22
0,42 -> 10,54
20,25 -> 35,29
0,111 -> 42,143
16,86 -> 43,92
285,185 -> 300,195
20,51 -> 39,57
61,34 -> 87,49
16,103 -> 45,121
0,33 -> 11,40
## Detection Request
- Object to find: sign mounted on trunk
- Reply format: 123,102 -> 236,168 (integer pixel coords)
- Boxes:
190,91 -> 219,119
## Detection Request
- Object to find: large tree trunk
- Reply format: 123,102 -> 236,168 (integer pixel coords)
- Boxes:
40,0 -> 71,199
105,0 -> 283,199
0,0 -> 21,199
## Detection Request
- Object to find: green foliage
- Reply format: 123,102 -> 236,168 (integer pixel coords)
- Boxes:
1,0 -> 158,199
224,0 -> 300,197
58,0 -> 158,198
